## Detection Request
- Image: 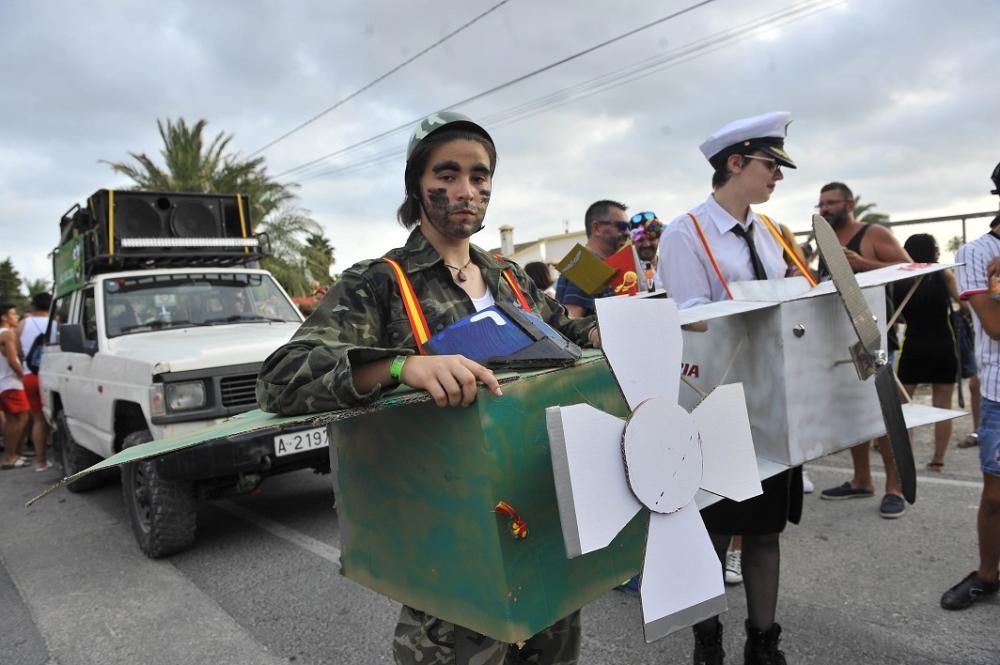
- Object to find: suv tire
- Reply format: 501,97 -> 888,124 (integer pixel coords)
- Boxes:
54,411 -> 104,493
121,429 -> 197,558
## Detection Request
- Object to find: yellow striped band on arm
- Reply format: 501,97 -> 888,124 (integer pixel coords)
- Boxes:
383,257 -> 431,355
500,268 -> 532,312
686,212 -> 733,300
758,214 -> 818,287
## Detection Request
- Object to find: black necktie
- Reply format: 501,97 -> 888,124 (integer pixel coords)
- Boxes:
731,223 -> 767,280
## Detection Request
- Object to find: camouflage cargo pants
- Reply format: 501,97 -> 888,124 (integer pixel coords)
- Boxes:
392,604 -> 581,665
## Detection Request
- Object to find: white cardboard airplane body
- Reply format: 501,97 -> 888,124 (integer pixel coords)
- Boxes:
546,262 -> 965,642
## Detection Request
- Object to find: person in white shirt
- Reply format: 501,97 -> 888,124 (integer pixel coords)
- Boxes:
659,112 -> 800,665
0,303 -> 31,470
941,204 -> 1000,610
16,292 -> 52,471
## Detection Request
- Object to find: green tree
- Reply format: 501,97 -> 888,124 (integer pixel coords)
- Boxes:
304,233 -> 336,287
104,118 -> 323,295
0,259 -> 26,309
24,277 -> 51,298
257,207 -> 324,297
946,235 -> 964,253
853,194 -> 889,225
102,118 -> 297,234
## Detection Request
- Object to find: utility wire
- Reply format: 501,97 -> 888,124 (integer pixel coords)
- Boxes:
293,0 -> 839,184
246,0 -> 513,158
272,0 -> 717,180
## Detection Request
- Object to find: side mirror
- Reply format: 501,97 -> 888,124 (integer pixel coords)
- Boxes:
59,324 -> 96,355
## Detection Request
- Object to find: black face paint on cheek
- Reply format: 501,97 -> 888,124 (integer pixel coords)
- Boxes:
426,188 -> 449,213
478,188 -> 491,206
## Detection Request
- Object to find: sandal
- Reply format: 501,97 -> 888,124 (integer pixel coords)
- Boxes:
0,457 -> 31,470
926,461 -> 944,472
958,433 -> 979,449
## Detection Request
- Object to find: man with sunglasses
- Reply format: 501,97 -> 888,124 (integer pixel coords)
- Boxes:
814,181 -> 913,518
630,211 -> 663,287
659,112 -> 800,665
555,199 -> 629,317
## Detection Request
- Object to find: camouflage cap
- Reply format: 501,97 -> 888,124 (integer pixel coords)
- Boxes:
406,111 -> 495,162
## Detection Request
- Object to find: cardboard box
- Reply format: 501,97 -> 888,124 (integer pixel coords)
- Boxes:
330,353 -> 645,643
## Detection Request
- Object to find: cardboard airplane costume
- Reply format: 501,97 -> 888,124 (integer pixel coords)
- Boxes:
30,215 -> 963,644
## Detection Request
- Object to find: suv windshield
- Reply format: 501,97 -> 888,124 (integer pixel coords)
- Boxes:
104,272 -> 301,338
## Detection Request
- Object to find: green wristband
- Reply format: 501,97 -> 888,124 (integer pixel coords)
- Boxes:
388,355 -> 407,382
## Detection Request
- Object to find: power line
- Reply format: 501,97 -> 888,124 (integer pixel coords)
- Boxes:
272,0 -> 718,180
293,0 -> 839,184
246,0 -> 513,158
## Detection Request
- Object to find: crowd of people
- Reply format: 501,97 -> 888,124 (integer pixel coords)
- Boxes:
254,109 -> 997,665
0,292 -> 53,472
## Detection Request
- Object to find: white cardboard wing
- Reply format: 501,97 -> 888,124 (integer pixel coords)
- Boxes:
547,296 -> 759,642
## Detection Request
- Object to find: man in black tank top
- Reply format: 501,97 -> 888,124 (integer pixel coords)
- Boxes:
814,182 -> 915,519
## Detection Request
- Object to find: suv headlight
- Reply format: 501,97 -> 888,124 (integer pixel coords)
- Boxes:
164,381 -> 207,411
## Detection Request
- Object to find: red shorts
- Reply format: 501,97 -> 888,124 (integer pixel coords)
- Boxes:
22,373 -> 42,413
0,388 -> 30,414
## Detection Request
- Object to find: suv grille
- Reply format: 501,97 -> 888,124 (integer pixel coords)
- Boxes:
220,373 -> 259,409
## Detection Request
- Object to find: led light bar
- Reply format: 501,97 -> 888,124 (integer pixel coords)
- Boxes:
120,238 -> 261,248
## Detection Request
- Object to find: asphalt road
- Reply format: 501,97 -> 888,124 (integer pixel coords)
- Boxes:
1,390 -> 997,665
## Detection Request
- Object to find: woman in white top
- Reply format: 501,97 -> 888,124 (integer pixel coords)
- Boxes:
660,112 -> 803,665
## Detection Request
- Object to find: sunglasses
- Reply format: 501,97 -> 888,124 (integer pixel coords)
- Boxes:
742,154 -> 782,174
595,220 -> 630,232
630,211 -> 657,227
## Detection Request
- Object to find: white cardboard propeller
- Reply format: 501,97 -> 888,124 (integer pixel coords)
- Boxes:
546,295 -> 760,642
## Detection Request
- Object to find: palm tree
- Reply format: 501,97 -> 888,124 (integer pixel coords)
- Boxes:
23,278 -> 51,298
852,194 -> 889,225
102,118 -> 296,229
304,233 -> 336,286
104,118 -> 323,295
256,207 -> 324,297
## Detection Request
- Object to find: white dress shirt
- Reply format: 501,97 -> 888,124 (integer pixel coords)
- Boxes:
658,194 -> 786,309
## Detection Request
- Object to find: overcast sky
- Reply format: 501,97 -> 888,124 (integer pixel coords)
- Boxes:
3,0 -> 999,287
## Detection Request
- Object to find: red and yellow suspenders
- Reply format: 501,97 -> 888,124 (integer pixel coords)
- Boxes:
383,257 -> 532,355
685,212 -> 818,300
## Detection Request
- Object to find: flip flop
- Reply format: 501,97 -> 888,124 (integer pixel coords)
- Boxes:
1,457 -> 31,470
926,461 -> 944,472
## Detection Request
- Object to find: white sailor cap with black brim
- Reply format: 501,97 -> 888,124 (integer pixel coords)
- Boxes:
406,111 -> 495,162
699,111 -> 796,170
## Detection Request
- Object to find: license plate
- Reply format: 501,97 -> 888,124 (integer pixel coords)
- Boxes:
274,426 -> 329,457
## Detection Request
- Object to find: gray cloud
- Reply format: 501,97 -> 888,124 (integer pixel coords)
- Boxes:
2,0 -> 998,286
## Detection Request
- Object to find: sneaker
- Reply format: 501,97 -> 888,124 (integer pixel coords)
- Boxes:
802,471 -> 814,494
724,549 -> 743,585
940,571 -> 1000,610
879,494 -> 906,519
820,482 -> 874,500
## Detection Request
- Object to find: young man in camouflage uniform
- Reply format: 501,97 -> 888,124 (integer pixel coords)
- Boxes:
257,112 -> 598,665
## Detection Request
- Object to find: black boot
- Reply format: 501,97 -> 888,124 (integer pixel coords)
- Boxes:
692,619 -> 725,665
743,620 -> 786,665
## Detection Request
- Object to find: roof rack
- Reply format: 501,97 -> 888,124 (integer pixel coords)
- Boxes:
54,190 -> 271,296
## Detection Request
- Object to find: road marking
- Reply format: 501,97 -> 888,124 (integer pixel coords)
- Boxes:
217,500 -> 342,570
808,464 -> 984,490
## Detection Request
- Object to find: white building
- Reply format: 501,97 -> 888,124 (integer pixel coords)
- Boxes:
491,225 -> 586,268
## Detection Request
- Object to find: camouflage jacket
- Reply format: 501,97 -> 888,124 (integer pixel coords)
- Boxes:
257,229 -> 597,415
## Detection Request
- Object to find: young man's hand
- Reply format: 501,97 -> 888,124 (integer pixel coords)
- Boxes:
400,355 -> 502,407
